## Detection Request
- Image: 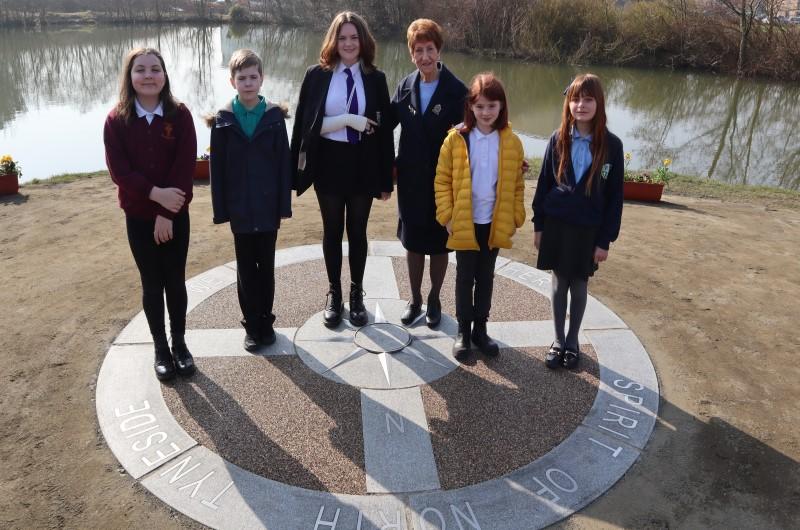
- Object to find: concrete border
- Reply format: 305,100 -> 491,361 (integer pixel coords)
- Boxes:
97,241 -> 659,529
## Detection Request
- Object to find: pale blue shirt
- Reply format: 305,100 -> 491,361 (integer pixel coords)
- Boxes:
571,128 -> 593,184
419,78 -> 439,114
469,128 -> 499,224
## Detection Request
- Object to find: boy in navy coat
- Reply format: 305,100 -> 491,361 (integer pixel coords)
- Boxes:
210,49 -> 292,351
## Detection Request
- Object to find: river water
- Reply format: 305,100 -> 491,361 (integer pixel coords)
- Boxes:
0,24 -> 797,189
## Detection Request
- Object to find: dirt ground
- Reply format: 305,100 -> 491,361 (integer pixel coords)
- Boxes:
1,175 -> 798,529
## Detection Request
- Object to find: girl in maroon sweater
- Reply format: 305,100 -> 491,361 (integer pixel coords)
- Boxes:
104,47 -> 197,382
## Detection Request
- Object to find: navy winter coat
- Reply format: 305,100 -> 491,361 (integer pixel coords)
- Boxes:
532,129 -> 624,250
210,104 -> 292,233
388,64 -> 467,226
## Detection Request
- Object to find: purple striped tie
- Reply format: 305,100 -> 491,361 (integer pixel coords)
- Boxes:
344,67 -> 359,144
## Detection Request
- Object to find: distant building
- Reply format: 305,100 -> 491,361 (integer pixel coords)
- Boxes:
778,0 -> 800,18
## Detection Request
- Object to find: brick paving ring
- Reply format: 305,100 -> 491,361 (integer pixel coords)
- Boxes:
96,241 -> 660,529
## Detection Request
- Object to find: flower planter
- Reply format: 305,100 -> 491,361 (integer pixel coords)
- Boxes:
194,159 -> 210,180
624,181 -> 664,202
0,172 -> 19,196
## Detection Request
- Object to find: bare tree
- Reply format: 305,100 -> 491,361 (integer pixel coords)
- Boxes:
714,0 -> 760,76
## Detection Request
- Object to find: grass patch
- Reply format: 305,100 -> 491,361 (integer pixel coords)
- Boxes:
22,170 -> 107,186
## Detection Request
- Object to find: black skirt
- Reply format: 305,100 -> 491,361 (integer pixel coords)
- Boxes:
536,217 -> 598,279
397,218 -> 451,255
314,137 -> 366,196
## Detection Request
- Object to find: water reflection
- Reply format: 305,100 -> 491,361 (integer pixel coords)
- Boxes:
0,24 -> 797,189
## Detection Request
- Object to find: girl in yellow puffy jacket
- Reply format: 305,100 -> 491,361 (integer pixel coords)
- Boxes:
434,72 -> 525,360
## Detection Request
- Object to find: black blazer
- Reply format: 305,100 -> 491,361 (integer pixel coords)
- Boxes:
290,64 -> 394,197
389,64 -> 467,226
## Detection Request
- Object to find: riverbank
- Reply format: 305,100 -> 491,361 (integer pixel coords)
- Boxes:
2,1 -> 800,82
1,174 -> 798,528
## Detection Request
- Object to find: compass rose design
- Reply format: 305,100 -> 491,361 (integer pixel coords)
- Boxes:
294,299 -> 460,389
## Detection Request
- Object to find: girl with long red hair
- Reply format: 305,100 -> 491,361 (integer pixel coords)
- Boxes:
532,73 -> 624,370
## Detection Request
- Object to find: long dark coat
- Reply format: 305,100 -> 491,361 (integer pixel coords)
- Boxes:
389,64 -> 467,227
290,64 -> 394,197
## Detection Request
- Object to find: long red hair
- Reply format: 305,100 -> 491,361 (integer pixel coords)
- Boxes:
556,73 -> 607,196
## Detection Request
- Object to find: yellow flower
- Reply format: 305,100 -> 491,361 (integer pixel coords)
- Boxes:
1,155 -> 12,163
663,158 -> 672,167
624,152 -> 632,161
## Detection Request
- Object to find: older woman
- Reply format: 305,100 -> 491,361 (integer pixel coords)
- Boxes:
291,11 -> 394,328
389,19 -> 467,328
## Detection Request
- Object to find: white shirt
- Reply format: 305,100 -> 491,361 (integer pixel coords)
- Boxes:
322,62 -> 366,142
135,99 -> 163,125
469,128 -> 499,223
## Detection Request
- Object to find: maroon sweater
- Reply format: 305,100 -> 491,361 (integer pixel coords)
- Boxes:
104,103 -> 197,220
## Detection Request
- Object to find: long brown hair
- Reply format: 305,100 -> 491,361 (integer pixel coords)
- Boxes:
115,47 -> 179,123
556,73 -> 607,196
319,11 -> 376,73
460,72 -> 509,133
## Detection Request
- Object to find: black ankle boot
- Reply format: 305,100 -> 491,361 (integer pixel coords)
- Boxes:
171,336 -> 196,376
349,282 -> 368,327
472,319 -> 499,357
323,283 -> 343,328
452,320 -> 471,360
154,343 -> 176,381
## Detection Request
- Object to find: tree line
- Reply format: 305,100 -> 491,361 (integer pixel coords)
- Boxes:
1,0 -> 798,81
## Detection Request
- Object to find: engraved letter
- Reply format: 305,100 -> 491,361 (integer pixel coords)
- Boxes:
119,413 -> 156,432
380,509 -> 406,529
613,379 -> 643,391
141,442 -> 181,467
620,393 -> 643,406
201,481 -> 234,510
546,468 -> 578,493
386,413 -> 405,434
132,431 -> 167,451
178,470 -> 215,498
115,400 -> 151,417
531,476 -> 560,503
159,455 -> 201,484
419,507 -> 446,530
589,437 -> 623,458
450,502 -> 481,529
314,505 -> 340,530
603,411 -> 639,429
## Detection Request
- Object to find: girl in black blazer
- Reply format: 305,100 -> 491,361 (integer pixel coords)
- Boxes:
291,11 -> 393,328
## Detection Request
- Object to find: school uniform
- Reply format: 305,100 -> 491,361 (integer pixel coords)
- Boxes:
532,128 -> 624,279
104,101 -> 196,347
210,97 -> 293,336
389,64 -> 467,254
291,62 -> 394,198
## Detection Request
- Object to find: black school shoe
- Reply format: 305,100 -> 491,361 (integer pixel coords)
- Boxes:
323,285 -> 344,328
400,301 -> 422,325
171,338 -> 196,376
349,282 -> 368,327
243,331 -> 260,352
425,297 -> 442,329
545,343 -> 564,369
471,319 -> 499,357
154,344 -> 176,381
563,347 -> 580,370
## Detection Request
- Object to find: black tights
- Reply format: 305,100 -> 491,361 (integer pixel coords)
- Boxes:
406,251 -> 448,305
551,271 -> 588,351
316,191 -> 373,288
126,211 -> 189,347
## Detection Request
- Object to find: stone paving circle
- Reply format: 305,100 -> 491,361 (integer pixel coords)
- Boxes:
96,240 -> 659,529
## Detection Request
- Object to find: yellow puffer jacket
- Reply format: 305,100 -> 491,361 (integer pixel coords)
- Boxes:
434,126 -> 526,250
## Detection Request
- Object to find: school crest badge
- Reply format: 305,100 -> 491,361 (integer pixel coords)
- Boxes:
161,123 -> 175,140
601,163 -> 611,180
432,104 -> 442,115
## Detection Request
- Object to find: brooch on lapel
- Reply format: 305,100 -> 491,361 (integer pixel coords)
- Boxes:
601,163 -> 611,180
432,104 -> 442,115
161,123 -> 175,140
408,104 -> 417,116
